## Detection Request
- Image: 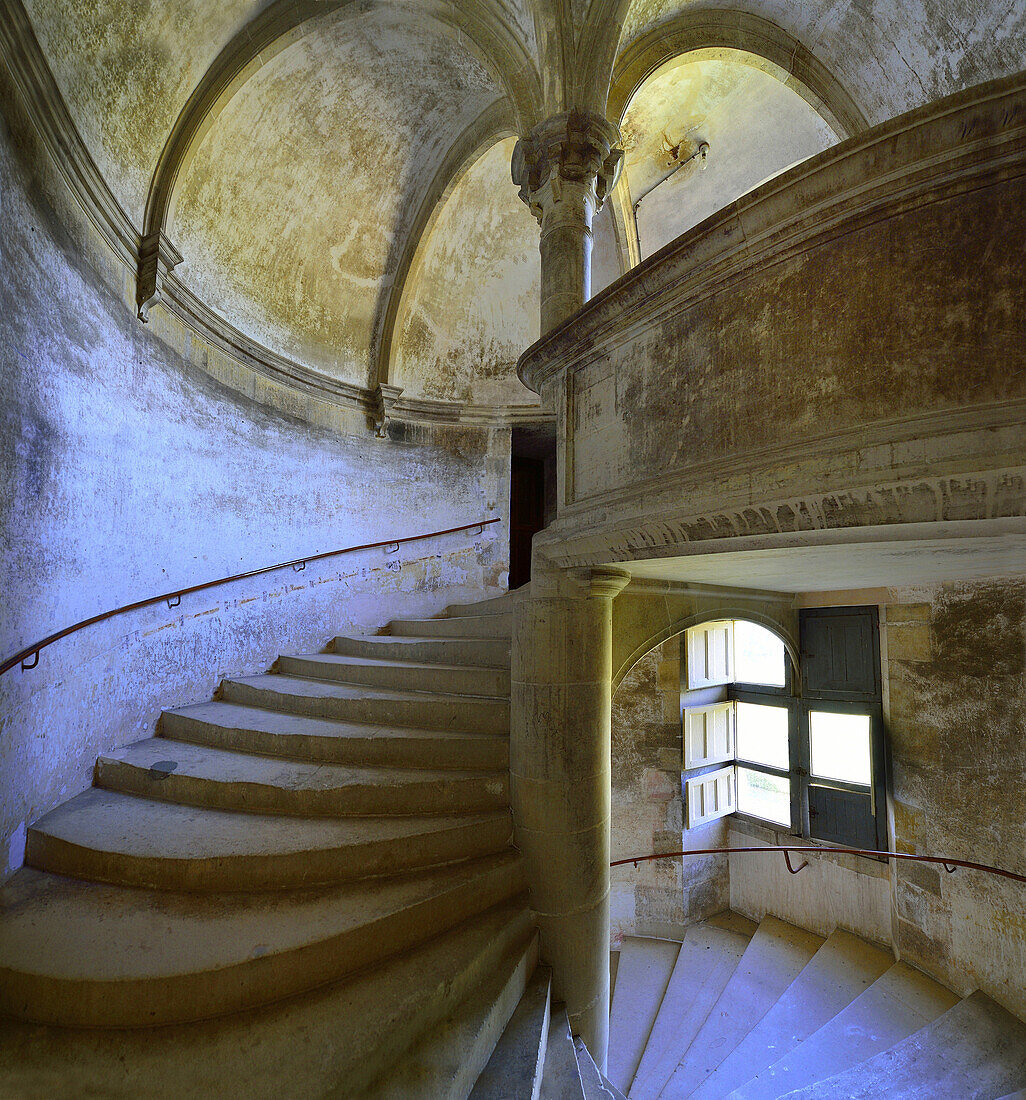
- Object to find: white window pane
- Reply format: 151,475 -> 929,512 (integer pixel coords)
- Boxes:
734,620 -> 787,687
809,711 -> 872,785
736,702 -> 789,769
736,767 -> 791,826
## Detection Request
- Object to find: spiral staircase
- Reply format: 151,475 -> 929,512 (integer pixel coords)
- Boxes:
1,591 -> 1025,1098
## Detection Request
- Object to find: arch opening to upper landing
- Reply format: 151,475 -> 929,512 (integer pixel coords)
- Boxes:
617,49 -> 838,260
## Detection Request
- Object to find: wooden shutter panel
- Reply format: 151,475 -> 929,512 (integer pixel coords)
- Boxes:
684,703 -> 735,768
687,620 -> 734,688
685,766 -> 736,828
801,607 -> 879,698
808,785 -> 877,848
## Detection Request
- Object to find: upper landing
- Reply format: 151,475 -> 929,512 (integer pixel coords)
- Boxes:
519,71 -> 1026,590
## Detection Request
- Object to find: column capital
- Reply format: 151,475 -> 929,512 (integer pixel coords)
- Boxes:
511,109 -> 623,224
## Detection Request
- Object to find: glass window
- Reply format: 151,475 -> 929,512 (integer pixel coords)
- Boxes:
809,710 -> 872,785
734,620 -> 787,686
735,702 -> 789,769
736,767 -> 791,826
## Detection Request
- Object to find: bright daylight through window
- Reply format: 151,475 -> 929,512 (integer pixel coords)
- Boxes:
681,609 -> 886,849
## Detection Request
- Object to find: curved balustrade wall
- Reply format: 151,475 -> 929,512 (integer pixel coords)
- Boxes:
0,98 -> 510,879
520,71 -> 1026,569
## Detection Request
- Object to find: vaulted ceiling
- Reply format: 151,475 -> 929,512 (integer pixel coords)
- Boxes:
15,0 -> 1026,412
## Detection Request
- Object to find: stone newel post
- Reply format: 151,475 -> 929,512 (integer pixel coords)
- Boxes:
511,565 -> 631,1068
512,110 -> 622,333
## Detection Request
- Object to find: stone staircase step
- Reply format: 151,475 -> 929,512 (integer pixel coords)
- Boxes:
576,1039 -> 624,1100
690,929 -> 893,1099
0,850 -> 525,1027
353,929 -> 540,1100
0,897 -> 535,1099
630,922 -> 755,1100
96,737 -> 508,816
389,613 -> 512,638
541,1007 -> 587,1099
610,949 -> 620,999
333,632 -> 511,669
162,701 -> 508,770
606,936 -> 681,1092
220,673 -> 509,733
278,652 -> 511,697
658,916 -> 824,1098
470,965 -> 552,1098
781,991 -> 1026,1099
26,787 -> 512,891
445,593 -> 515,618
728,961 -> 959,1099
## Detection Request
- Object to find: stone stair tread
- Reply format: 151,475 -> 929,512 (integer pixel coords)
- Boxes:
470,965 -> 551,1098
540,1005 -> 587,1099
26,786 -> 511,890
227,671 -> 500,704
728,961 -> 960,1100
444,594 -> 515,617
278,651 -> 510,697
389,614 -> 512,638
658,916 -> 824,1099
352,930 -> 539,1100
629,922 -> 755,1100
285,652 -> 506,676
333,632 -> 510,666
690,929 -> 893,1099
0,898 -> 534,1099
165,700 -> 507,752
780,991 -> 1026,1099
101,736 -> 504,792
0,850 -> 524,1026
606,936 -> 681,1091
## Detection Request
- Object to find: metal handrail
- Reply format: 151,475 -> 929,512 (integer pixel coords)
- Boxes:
611,845 -> 1026,884
1,518 -> 501,677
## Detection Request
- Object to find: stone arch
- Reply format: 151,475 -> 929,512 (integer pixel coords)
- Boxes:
613,604 -> 799,693
137,0 -> 544,314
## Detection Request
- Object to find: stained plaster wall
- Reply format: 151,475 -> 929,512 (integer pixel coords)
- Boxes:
0,106 -> 511,878
610,634 -> 729,945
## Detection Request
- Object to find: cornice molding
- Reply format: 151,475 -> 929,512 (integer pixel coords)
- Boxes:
0,0 -> 541,432
518,69 -> 1026,394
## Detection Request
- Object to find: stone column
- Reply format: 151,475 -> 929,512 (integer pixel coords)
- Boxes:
512,110 -> 622,333
511,565 -> 631,1068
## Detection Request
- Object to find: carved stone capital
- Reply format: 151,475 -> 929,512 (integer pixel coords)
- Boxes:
136,231 -> 183,322
587,566 -> 632,600
511,110 -> 623,223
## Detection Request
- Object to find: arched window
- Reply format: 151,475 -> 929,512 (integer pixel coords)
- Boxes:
682,609 -> 886,849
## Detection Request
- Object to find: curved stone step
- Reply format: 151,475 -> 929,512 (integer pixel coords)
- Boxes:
332,632 -> 510,670
689,929 -> 892,1100
658,917 -> 824,1098
27,787 -> 512,891
278,652 -> 510,697
389,614 -> 511,638
358,937 -> 540,1100
220,673 -> 509,733
96,738 -> 508,817
541,1007 -> 588,1099
0,897 -> 535,1099
470,965 -> 551,1099
0,851 -> 525,1027
162,701 -> 509,771
728,961 -> 959,1099
445,593 -> 515,618
630,922 -> 754,1100
606,936 -> 681,1092
781,991 -> 1026,1099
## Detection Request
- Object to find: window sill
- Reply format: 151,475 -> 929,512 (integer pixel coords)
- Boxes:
728,815 -> 892,880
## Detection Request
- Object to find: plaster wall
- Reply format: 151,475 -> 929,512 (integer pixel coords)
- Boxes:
611,635 -> 728,945
0,109 -> 510,877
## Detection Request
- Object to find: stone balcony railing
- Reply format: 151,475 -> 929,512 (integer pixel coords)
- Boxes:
518,70 -> 1026,574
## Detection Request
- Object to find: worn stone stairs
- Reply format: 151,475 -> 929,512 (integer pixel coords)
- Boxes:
595,915 -> 1026,1100
0,592 -> 548,1098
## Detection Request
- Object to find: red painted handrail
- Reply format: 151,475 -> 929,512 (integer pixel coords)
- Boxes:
611,845 -> 1026,884
1,518 -> 501,677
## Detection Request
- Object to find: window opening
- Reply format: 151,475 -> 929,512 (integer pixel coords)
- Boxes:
681,609 -> 886,849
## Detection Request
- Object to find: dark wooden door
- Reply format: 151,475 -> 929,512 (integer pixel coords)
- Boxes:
510,456 -> 544,588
